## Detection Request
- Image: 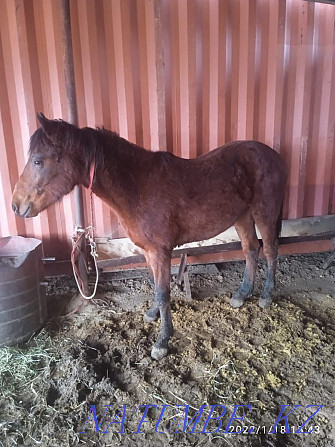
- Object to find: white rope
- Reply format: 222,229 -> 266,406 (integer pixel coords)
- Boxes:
71,161 -> 98,300
71,226 -> 99,300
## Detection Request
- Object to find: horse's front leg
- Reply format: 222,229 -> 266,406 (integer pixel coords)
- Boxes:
144,249 -> 173,360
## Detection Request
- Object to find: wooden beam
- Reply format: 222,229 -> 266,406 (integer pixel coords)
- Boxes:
45,233 -> 335,277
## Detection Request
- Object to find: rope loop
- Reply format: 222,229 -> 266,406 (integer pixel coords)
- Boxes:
71,161 -> 97,300
71,225 -> 99,300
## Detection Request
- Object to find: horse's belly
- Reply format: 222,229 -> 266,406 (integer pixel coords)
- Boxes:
175,207 -> 244,247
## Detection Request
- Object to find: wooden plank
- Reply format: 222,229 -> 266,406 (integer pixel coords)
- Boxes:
183,271 -> 192,301
45,237 -> 333,277
176,253 -> 188,285
96,231 -> 335,270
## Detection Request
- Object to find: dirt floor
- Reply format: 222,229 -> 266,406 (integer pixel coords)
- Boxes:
0,252 -> 335,447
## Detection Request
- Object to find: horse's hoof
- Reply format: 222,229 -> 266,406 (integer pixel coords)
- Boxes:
151,346 -> 168,360
230,296 -> 245,308
259,296 -> 272,308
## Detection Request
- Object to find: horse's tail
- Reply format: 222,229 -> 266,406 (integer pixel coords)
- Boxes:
276,203 -> 284,238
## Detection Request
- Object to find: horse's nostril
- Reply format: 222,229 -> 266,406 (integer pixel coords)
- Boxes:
12,202 -> 18,214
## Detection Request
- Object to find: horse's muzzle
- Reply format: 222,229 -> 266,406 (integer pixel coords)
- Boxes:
12,201 -> 34,218
11,202 -> 18,214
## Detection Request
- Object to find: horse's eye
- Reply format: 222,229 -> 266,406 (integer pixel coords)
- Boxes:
34,160 -> 43,167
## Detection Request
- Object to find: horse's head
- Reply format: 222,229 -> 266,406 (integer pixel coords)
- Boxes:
12,113 -> 82,218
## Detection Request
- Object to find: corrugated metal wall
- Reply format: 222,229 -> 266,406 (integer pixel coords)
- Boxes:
1,0 -> 335,258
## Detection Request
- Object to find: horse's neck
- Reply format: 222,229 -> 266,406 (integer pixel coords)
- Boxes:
92,134 -> 149,218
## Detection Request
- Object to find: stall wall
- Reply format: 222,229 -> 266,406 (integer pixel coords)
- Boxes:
1,0 -> 334,257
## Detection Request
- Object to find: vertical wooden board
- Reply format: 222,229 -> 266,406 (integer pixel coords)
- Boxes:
136,0 -> 150,149
178,0 -> 190,158
229,0 -> 240,141
245,0 -> 256,141
257,0 -> 270,144
153,0 -> 168,152
273,0 -> 287,154
288,0 -> 310,219
169,0 -> 181,157
187,0 -> 198,159
313,5 -> 334,215
217,0 -> 227,146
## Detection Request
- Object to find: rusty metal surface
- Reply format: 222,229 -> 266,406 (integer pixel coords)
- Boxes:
0,236 -> 47,347
0,0 -> 335,259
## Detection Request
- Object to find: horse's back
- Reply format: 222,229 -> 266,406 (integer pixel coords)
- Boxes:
181,140 -> 286,190
204,140 -> 285,172
152,140 -> 286,247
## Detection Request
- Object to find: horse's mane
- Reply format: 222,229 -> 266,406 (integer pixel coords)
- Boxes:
29,119 -> 172,183
28,121 -> 121,177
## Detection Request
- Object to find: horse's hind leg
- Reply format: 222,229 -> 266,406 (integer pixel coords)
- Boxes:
230,212 -> 260,308
144,249 -> 173,360
253,215 -> 279,308
144,262 -> 159,322
147,264 -> 155,288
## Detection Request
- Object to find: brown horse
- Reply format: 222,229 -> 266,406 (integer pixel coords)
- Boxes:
12,113 -> 287,360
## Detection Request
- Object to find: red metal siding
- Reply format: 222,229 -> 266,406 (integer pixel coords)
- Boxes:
1,0 -> 335,257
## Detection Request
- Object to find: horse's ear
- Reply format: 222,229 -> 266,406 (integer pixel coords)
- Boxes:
36,113 -> 57,143
37,112 -> 50,131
